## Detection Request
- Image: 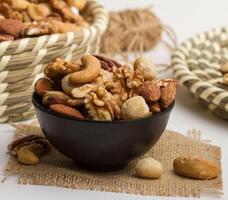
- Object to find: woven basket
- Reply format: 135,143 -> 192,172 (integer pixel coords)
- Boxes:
0,0 -> 109,123
172,27 -> 228,120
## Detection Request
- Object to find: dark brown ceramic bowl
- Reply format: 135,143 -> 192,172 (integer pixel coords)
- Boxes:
32,92 -> 174,171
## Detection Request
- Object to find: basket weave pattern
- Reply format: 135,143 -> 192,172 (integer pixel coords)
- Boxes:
0,0 -> 109,122
172,27 -> 228,120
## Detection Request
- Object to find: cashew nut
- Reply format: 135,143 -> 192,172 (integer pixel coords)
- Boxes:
69,55 -> 101,84
17,144 -> 44,165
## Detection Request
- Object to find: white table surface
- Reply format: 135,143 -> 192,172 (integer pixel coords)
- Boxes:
0,0 -> 228,199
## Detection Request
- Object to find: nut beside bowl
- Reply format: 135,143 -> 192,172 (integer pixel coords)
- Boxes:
32,92 -> 174,171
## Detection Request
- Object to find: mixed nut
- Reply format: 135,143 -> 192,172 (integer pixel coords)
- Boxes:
34,55 -> 177,121
8,134 -> 51,165
0,0 -> 87,42
135,156 -> 220,180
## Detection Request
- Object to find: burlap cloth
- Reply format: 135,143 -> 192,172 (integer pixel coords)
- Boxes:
3,124 -> 223,198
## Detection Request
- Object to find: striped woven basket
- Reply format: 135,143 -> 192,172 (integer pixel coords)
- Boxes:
172,27 -> 228,120
0,0 -> 108,123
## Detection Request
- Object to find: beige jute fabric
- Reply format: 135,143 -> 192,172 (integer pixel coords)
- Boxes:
4,124 -> 223,198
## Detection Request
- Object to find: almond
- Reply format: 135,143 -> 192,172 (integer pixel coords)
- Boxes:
138,81 -> 161,103
0,19 -> 23,38
50,104 -> 84,120
149,102 -> 162,114
42,91 -> 70,106
160,80 -> 176,108
34,78 -> 54,96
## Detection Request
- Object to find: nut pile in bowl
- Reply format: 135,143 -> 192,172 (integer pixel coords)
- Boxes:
34,55 -> 177,121
0,0 -> 87,42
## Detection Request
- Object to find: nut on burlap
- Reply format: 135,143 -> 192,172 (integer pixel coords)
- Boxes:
3,124 -> 223,198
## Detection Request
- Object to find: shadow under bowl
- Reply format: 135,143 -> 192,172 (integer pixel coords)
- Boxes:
32,93 -> 174,171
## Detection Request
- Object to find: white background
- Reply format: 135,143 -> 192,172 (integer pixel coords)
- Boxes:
0,0 -> 227,199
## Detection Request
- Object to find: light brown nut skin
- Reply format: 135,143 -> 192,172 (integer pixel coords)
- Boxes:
173,156 -> 220,180
35,78 -> 54,96
42,91 -> 70,106
149,102 -> 162,114
50,104 -> 84,120
0,19 -> 23,38
160,79 -> 177,109
69,55 -> 101,84
135,158 -> 163,179
121,96 -> 151,120
138,81 -> 161,103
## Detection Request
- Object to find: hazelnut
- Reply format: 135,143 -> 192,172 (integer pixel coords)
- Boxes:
121,96 -> 151,120
134,57 -> 157,81
135,158 -> 163,179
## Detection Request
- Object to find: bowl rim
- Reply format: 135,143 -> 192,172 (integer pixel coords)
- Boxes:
32,92 -> 175,124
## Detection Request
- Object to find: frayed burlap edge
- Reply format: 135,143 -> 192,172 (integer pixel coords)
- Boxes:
3,124 -> 223,198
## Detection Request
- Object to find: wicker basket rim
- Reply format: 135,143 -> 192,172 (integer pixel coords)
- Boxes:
0,0 -> 109,53
172,27 -> 228,109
